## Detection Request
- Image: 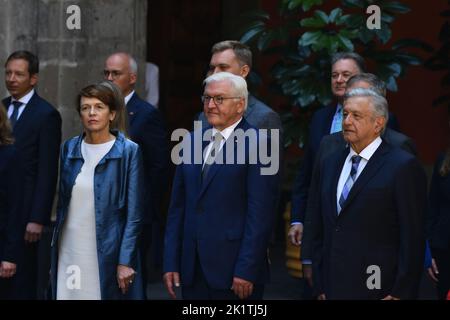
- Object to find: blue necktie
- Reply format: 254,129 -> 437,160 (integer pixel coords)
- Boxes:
9,101 -> 23,128
330,105 -> 343,134
338,155 -> 362,212
202,132 -> 224,182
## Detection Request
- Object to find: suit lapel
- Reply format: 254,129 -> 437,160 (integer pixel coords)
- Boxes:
126,93 -> 140,126
195,128 -> 211,191
10,93 -> 39,134
197,119 -> 248,200
2,97 -> 11,114
198,139 -> 226,196
331,147 -> 350,218
339,142 -> 389,215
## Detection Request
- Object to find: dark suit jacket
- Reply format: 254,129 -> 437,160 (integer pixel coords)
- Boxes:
2,93 -> 61,226
291,104 -> 399,223
301,129 -> 417,261
0,145 -> 25,263
310,141 -> 426,299
126,92 -> 169,224
163,119 -> 280,289
427,153 -> 450,250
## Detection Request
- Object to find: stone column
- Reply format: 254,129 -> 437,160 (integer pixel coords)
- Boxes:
0,0 -> 148,140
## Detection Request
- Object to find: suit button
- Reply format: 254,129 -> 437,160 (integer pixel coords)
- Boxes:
335,227 -> 340,232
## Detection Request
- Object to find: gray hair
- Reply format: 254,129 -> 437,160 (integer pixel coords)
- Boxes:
344,88 -> 389,132
204,72 -> 248,110
108,52 -> 138,74
128,55 -> 138,74
331,52 -> 366,73
346,73 -> 387,97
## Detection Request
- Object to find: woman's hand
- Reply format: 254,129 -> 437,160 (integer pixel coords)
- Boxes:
0,261 -> 17,278
117,264 -> 136,294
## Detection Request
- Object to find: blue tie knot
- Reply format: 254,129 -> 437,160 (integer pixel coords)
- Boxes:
339,155 -> 362,212
351,155 -> 362,165
12,101 -> 23,109
9,101 -> 23,127
350,155 -> 362,178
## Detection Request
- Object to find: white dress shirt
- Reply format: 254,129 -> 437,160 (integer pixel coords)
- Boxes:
336,136 -> 383,212
203,117 -> 242,168
124,90 -> 135,105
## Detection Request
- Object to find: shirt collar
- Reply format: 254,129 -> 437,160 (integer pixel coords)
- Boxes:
211,117 -> 243,141
124,90 -> 135,105
349,136 -> 382,161
12,88 -> 35,105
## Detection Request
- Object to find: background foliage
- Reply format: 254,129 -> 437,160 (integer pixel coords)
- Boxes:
239,0 -> 433,148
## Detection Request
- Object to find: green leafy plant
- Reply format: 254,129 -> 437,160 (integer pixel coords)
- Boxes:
240,0 -> 432,148
426,0 -> 450,111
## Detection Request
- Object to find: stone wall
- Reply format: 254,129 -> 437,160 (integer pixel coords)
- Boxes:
0,0 -> 147,140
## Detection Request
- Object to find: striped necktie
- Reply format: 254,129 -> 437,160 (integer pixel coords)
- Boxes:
202,132 -> 224,182
338,155 -> 362,213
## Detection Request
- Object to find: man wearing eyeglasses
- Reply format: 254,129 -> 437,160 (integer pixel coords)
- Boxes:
163,72 -> 280,300
104,52 -> 169,299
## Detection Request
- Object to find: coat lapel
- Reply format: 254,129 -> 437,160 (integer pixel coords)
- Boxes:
126,93 -> 140,126
197,119 -> 248,200
331,147 -> 350,218
338,141 -> 389,215
2,97 -> 11,111
10,93 -> 40,134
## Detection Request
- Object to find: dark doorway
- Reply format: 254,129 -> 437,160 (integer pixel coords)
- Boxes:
147,0 -> 224,133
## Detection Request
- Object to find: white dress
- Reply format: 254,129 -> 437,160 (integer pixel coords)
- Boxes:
57,139 -> 115,300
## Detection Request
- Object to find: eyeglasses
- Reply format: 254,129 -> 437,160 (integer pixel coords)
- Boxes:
103,70 -> 124,80
201,95 -> 242,105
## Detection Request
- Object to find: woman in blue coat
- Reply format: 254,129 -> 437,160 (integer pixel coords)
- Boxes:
50,81 -> 145,300
0,107 -> 24,299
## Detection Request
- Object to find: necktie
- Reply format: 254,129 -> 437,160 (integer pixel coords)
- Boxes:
338,155 -> 362,212
202,132 -> 224,181
330,105 -> 343,134
9,101 -> 23,128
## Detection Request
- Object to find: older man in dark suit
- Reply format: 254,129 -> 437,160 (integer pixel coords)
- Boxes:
104,52 -> 169,298
290,70 -> 411,296
164,72 -> 280,300
2,51 -> 62,299
310,88 -> 426,299
300,74 -> 417,268
290,54 -> 401,249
